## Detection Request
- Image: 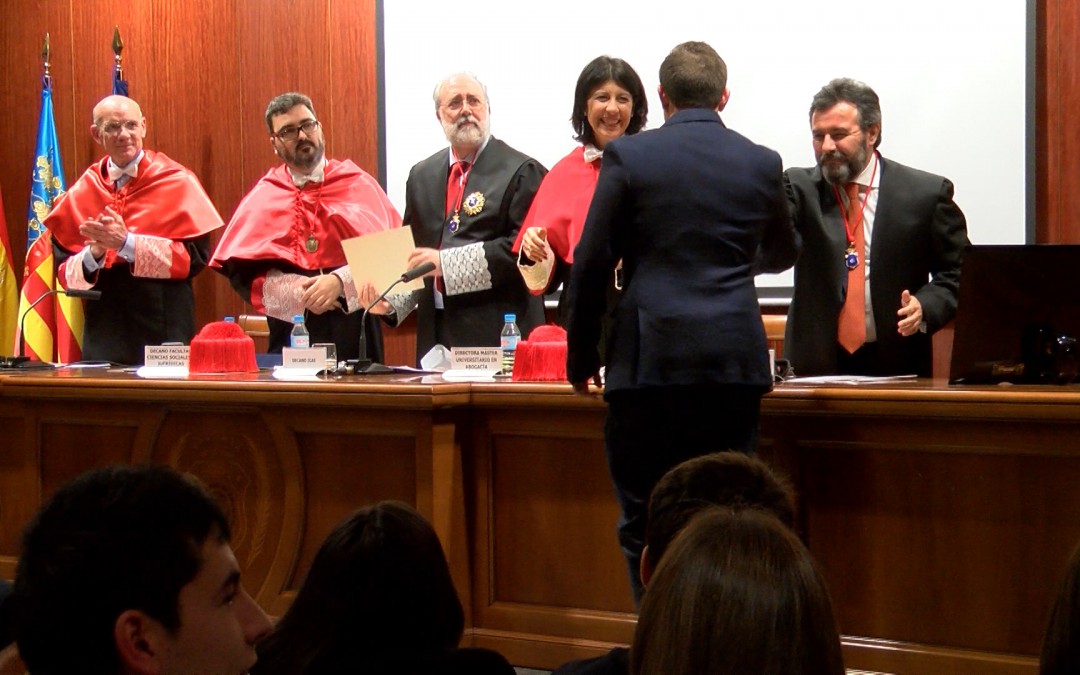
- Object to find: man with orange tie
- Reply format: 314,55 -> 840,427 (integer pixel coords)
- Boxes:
784,78 -> 970,377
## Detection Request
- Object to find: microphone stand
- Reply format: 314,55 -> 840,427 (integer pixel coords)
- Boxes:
1,288 -> 102,369
347,262 -> 435,375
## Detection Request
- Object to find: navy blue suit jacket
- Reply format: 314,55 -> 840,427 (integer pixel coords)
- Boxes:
565,109 -> 799,393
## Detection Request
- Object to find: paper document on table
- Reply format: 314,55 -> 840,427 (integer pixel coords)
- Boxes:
341,225 -> 423,293
785,374 -> 918,385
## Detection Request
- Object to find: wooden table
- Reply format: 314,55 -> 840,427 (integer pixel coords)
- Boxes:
1,370 -> 1073,674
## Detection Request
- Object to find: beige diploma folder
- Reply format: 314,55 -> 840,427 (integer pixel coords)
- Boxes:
340,225 -> 424,294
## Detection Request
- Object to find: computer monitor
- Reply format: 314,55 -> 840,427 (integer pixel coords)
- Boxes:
949,244 -> 1080,384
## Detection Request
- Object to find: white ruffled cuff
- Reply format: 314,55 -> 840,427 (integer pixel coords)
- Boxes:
442,243 -> 492,296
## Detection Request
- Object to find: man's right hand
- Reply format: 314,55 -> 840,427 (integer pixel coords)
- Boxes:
356,281 -> 393,314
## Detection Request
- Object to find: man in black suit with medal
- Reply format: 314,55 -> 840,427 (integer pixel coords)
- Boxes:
364,73 -> 546,364
784,78 -> 970,377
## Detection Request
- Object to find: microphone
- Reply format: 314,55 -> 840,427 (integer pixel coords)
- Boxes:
400,261 -> 435,282
348,262 -> 435,374
2,288 -> 103,368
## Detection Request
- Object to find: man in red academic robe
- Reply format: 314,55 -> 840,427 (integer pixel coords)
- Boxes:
45,95 -> 223,365
210,92 -> 402,362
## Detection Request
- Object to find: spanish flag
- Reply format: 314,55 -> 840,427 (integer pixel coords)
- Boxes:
0,189 -> 16,357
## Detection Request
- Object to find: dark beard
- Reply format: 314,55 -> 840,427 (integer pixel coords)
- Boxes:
291,141 -> 323,171
819,145 -> 868,185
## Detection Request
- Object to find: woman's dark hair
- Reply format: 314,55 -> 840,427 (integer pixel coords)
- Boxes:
631,508 -> 845,675
571,55 -> 648,146
253,501 -> 465,674
1041,541 -> 1080,674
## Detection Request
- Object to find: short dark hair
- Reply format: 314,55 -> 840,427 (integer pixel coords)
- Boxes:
658,41 -> 727,110
645,451 -> 795,566
571,55 -> 648,146
810,77 -> 883,149
13,464 -> 230,675
631,508 -> 844,675
265,92 -> 316,134
252,501 -> 465,674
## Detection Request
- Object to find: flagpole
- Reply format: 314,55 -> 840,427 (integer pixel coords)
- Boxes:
112,26 -> 128,96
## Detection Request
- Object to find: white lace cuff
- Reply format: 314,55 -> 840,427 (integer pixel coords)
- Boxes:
517,248 -> 554,294
66,248 -> 97,290
442,243 -> 492,296
332,265 -> 360,313
262,269 -> 307,321
384,289 -> 419,322
131,233 -> 176,279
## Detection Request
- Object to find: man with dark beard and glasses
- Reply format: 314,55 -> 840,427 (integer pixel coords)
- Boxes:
211,92 -> 402,361
784,78 -> 969,377
361,73 -> 546,363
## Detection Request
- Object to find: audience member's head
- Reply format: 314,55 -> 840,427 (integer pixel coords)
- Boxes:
253,501 -> 465,674
13,464 -> 271,675
0,578 -> 12,651
1041,540 -> 1080,674
642,451 -> 795,583
631,508 -> 845,675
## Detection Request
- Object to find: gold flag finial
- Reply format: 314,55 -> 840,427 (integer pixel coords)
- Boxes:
41,33 -> 52,84
112,26 -> 123,83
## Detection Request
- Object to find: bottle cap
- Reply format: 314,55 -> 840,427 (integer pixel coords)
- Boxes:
504,314 -> 516,322
293,314 -> 304,323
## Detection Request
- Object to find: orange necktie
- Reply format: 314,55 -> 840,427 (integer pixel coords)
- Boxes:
837,181 -> 867,353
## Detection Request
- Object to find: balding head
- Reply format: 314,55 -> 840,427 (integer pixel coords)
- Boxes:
90,95 -> 147,167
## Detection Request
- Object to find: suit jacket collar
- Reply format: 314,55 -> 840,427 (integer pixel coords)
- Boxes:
663,108 -> 726,128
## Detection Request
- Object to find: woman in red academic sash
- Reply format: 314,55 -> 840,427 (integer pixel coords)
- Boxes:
512,56 -> 648,325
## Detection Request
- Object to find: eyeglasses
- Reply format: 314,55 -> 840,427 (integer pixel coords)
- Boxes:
440,95 -> 484,113
99,120 -> 142,136
274,119 -> 320,141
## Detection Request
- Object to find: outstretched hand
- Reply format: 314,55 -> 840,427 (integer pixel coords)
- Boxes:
897,290 -> 923,336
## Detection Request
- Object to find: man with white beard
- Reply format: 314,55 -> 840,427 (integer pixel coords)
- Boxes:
366,73 -> 546,363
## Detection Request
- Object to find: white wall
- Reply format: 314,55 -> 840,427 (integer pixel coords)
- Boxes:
382,1 -> 1028,288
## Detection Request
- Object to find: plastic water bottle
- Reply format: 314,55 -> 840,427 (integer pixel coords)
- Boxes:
500,313 -> 520,374
290,314 -> 310,349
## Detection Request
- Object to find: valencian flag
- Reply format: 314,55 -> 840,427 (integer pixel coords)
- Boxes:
0,189 -> 17,357
17,70 -> 83,363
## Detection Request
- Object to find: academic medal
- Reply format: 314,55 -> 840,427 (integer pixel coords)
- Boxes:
306,235 -> 319,253
449,213 -> 461,233
845,243 -> 859,270
462,192 -> 485,216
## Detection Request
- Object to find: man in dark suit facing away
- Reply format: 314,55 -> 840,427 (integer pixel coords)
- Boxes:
565,41 -> 800,603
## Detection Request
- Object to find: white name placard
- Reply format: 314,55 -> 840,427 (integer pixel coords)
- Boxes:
144,345 -> 190,368
282,347 -> 325,369
450,347 -> 501,372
